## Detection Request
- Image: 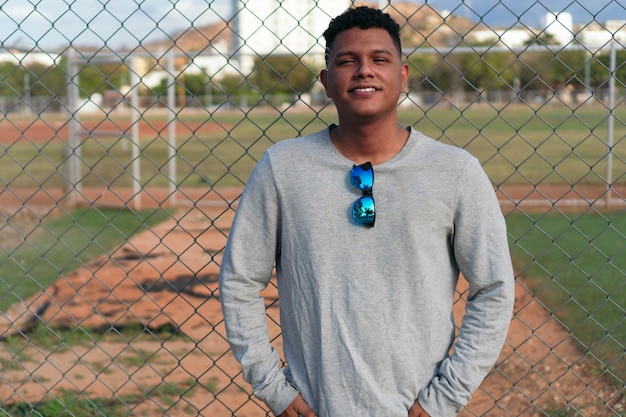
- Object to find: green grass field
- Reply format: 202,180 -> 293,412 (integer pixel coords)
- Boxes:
507,211 -> 626,384
1,103 -> 624,189
0,208 -> 169,311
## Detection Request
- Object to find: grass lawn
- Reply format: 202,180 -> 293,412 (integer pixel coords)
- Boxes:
0,208 -> 170,312
2,103 -> 625,189
507,210 -> 626,383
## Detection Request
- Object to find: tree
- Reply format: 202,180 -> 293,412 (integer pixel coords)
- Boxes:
78,62 -> 128,97
250,55 -> 317,96
420,54 -> 464,93
216,73 -> 254,96
592,50 -> 626,88
546,49 -> 587,88
524,32 -> 559,47
406,54 -> 431,91
461,51 -> 517,91
0,62 -> 23,96
182,73 -> 209,96
27,62 -> 67,97
513,48 -> 588,91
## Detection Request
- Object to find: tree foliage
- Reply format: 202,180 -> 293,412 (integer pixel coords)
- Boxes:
406,47 -> 623,93
250,55 -> 317,96
0,61 -> 67,97
1,47 -> 623,104
461,51 -> 517,91
78,63 -> 128,97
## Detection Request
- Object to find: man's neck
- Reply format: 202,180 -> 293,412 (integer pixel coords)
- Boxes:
330,121 -> 409,165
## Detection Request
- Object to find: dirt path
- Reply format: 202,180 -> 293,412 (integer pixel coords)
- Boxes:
0,185 -> 624,415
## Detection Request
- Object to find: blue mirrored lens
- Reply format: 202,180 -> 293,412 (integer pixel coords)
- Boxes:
352,195 -> 375,226
350,162 -> 374,191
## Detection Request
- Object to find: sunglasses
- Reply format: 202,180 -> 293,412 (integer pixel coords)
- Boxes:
350,162 -> 375,227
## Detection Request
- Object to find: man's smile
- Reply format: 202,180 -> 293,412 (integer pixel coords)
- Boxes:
350,86 -> 378,95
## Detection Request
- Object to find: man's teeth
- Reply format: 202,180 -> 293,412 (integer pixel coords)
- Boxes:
354,87 -> 375,92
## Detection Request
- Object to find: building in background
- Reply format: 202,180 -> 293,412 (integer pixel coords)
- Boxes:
576,19 -> 626,51
232,0 -> 350,73
0,48 -> 59,66
544,12 -> 574,46
469,12 -> 625,50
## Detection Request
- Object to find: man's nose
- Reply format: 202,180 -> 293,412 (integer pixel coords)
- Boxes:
355,61 -> 374,78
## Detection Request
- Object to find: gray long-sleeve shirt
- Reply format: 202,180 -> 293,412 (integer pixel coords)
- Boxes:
219,127 -> 515,416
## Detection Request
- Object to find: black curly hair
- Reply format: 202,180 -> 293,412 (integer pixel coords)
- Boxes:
323,6 -> 402,65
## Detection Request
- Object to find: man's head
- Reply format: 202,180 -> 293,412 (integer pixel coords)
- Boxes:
320,6 -> 409,125
323,6 -> 402,66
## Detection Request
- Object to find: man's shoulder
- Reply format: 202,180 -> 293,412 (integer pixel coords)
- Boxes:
411,129 -> 477,163
266,128 -> 331,158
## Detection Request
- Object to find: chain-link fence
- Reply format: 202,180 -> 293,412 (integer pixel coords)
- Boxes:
0,0 -> 625,415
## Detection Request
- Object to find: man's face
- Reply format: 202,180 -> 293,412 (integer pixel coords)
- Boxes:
321,27 -> 409,123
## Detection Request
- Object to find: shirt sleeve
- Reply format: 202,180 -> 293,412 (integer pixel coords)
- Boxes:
218,152 -> 298,415
418,156 -> 515,416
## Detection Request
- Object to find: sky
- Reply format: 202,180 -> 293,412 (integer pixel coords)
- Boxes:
432,0 -> 625,28
0,0 -> 624,50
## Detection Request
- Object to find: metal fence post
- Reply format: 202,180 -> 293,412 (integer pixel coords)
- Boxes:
65,47 -> 82,208
607,39 -> 616,208
129,56 -> 142,210
166,50 -> 178,207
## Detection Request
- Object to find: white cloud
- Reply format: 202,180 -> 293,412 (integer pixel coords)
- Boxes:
1,3 -> 36,20
0,0 -> 232,49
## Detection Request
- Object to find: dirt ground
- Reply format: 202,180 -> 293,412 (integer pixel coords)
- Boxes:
0,184 -> 624,416
0,115 -> 222,144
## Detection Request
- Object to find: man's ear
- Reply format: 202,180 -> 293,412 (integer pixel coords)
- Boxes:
320,69 -> 328,88
320,69 -> 330,97
401,63 -> 409,92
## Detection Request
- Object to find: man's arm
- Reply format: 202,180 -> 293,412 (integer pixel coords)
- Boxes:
419,157 -> 515,416
219,154 -> 299,415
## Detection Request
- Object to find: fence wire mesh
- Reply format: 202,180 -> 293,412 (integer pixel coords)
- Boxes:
0,0 -> 625,416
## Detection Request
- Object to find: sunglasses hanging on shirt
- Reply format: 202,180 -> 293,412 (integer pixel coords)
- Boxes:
350,162 -> 375,227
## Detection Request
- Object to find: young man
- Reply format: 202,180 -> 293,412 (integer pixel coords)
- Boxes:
219,6 -> 514,417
